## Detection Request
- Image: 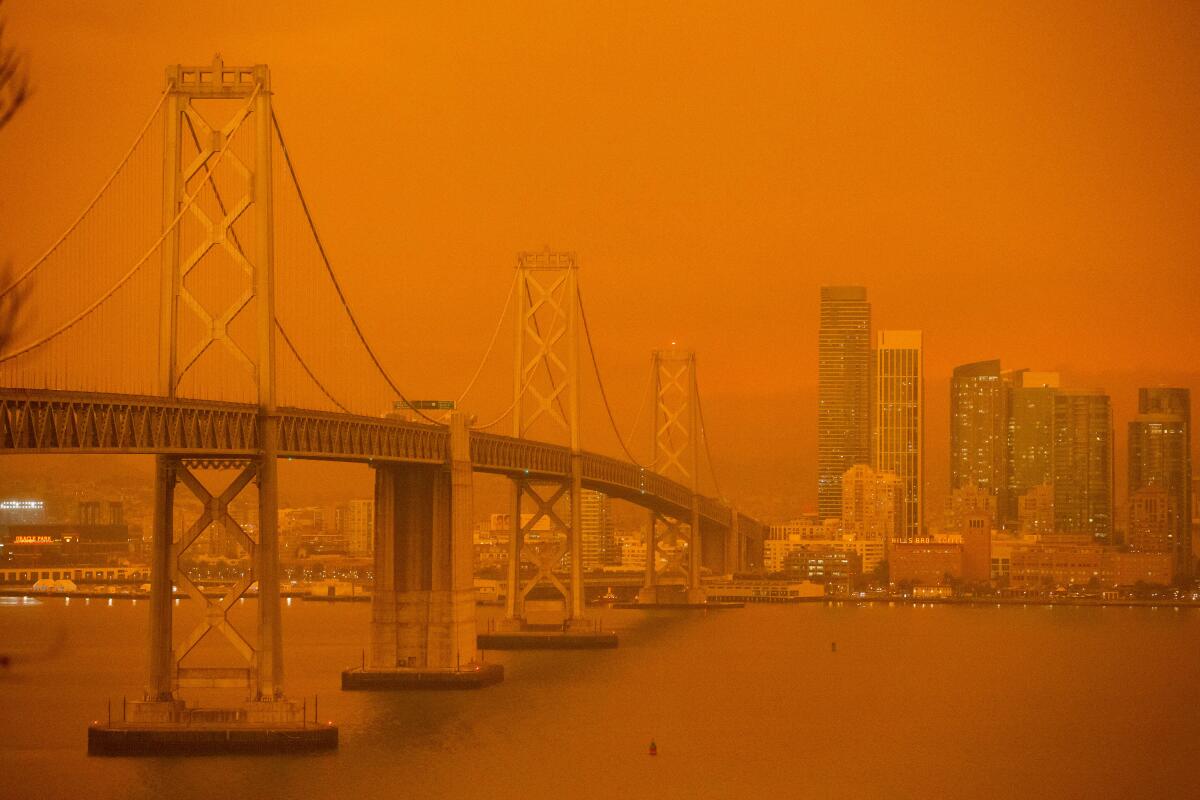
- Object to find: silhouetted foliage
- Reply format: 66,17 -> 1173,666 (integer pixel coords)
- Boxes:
0,1 -> 29,132
0,2 -> 29,354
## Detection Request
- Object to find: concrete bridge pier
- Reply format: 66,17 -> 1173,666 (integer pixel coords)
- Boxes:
480,463 -> 617,650
90,448 -> 335,755
344,413 -> 502,688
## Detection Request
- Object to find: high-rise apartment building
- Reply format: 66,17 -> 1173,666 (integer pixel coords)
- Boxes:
950,360 -> 1007,527
840,464 -> 902,542
1017,483 -> 1054,534
335,499 -> 375,557
1052,390 -> 1113,543
1005,370 -> 1060,528
872,330 -> 923,540
1129,387 -> 1191,576
1128,487 -> 1171,553
579,489 -> 616,570
944,484 -> 998,533
817,286 -> 871,521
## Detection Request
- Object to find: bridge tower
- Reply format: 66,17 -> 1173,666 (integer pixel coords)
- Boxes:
639,347 -> 707,604
135,57 -> 299,727
503,250 -> 589,629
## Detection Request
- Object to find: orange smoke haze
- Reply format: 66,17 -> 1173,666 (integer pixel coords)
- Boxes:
1,2 -> 1198,519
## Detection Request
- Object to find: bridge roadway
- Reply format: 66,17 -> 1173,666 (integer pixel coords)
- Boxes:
0,388 -> 764,540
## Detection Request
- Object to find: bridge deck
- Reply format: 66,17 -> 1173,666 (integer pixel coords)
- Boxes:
0,389 -> 762,536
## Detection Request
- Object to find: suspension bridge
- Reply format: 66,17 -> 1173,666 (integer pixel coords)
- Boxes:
0,58 -> 763,754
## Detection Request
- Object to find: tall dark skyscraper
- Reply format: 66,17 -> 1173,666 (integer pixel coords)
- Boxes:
1129,387 -> 1192,576
1005,370 -> 1059,529
1052,389 -> 1113,543
817,286 -> 871,521
950,359 -> 1007,525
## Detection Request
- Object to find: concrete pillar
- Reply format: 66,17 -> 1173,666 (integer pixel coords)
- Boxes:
369,465 -> 398,668
640,508 -> 657,604
427,412 -> 477,667
687,495 -> 705,603
701,524 -> 725,574
726,507 -> 740,576
505,479 -> 522,620
569,455 -> 584,620
146,455 -> 176,700
256,417 -> 283,699
394,464 -> 433,667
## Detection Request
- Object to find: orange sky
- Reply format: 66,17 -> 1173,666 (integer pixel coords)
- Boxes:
1,1 -> 1198,520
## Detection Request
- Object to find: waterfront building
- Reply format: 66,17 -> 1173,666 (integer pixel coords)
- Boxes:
950,359 -> 1007,526
818,286 -> 871,521
889,541 -> 961,586
961,516 -> 991,583
782,547 -> 861,584
1129,387 -> 1192,576
872,330 -> 924,540
335,499 -> 374,557
764,535 -> 884,574
1052,390 -> 1113,543
0,499 -> 46,526
1,522 -> 135,566
1007,543 -> 1172,589
841,464 -> 902,543
705,579 -> 826,602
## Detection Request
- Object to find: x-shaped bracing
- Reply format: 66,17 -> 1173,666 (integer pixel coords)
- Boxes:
518,271 -> 572,435
515,481 -> 574,602
651,511 -> 691,582
655,364 -> 692,480
174,101 -> 259,386
171,460 -> 259,683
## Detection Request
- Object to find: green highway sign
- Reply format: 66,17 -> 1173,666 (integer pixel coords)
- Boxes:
394,400 -> 456,410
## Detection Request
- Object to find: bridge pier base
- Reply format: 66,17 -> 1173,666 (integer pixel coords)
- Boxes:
344,413 -> 502,690
483,473 -> 618,650
90,449 -> 336,756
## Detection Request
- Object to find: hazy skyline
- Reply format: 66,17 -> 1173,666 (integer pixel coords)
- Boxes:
1,2 -> 1198,519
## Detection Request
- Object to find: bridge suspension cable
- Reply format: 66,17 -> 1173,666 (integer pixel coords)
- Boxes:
0,86 -> 258,365
576,282 -> 646,467
625,357 -> 655,460
454,270 -> 517,406
175,109 -> 352,415
272,110 -> 438,424
0,88 -> 169,301
275,320 -> 350,413
693,367 -> 724,499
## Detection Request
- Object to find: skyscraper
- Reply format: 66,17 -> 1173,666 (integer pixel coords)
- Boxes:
817,286 -> 871,521
872,330 -> 923,540
579,489 -> 616,570
950,359 -> 1007,526
1127,486 -> 1170,553
1052,389 -> 1113,543
1129,387 -> 1191,576
1005,370 -> 1059,528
